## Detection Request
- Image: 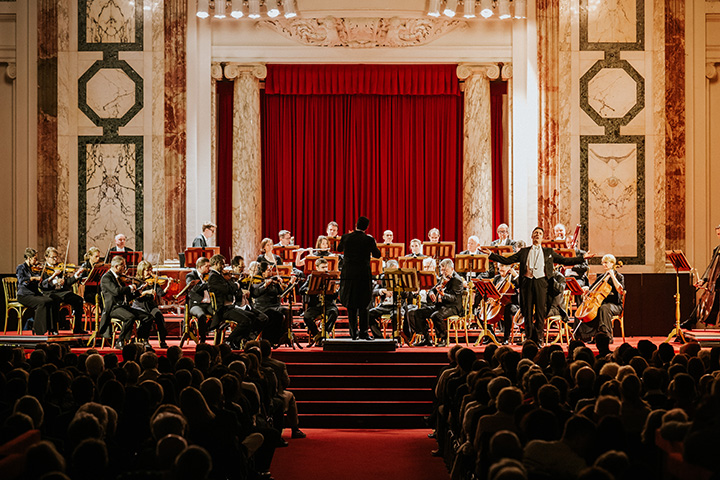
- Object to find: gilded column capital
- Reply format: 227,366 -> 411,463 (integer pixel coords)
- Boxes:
456,63 -> 501,81
501,63 -> 513,80
5,62 -> 16,81
706,62 -> 719,80
224,63 -> 268,81
211,63 -> 224,81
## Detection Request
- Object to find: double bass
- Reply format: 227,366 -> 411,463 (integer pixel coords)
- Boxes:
575,262 -> 622,323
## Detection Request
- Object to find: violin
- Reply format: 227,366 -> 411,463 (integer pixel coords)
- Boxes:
143,276 -> 176,286
575,261 -> 623,323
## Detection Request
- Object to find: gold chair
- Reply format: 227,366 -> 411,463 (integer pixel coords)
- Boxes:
545,291 -> 574,345
210,293 -> 238,347
611,294 -> 626,343
3,278 -> 27,335
446,290 -> 471,346
508,310 -> 524,345
180,303 -> 201,348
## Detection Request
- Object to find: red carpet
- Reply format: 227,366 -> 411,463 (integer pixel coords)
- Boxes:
272,429 -> 446,480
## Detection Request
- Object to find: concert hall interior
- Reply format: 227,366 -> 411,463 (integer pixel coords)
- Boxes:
1,0 -> 720,479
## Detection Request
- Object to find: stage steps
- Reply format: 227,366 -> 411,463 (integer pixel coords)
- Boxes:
273,350 -> 448,429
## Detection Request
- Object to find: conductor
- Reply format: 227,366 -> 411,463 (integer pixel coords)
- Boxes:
338,216 -> 381,340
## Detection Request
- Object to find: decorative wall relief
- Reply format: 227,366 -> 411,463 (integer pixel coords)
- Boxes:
262,17 -> 462,48
77,0 -> 144,256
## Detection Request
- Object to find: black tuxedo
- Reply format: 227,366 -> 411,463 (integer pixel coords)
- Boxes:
98,270 -> 152,343
337,229 -> 381,338
185,269 -> 213,342
40,269 -> 85,334
407,272 -> 464,343
208,270 -> 256,346
192,235 -> 208,247
299,275 -> 339,337
16,262 -> 57,335
490,246 -> 584,343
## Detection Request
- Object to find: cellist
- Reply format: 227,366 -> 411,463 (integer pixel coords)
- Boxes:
687,224 -> 720,328
575,254 -> 624,343
491,263 -> 520,345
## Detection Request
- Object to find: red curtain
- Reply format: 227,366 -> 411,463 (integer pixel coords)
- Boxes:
491,81 -> 508,232
216,81 -> 234,256
260,64 -> 464,248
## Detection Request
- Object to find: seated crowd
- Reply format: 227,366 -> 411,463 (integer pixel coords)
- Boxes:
428,333 -> 720,480
0,338 -> 304,480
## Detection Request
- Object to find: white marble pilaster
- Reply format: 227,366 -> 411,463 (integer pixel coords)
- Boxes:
502,63 -> 514,232
457,63 -> 500,244
211,62 -> 223,225
225,63 -> 267,261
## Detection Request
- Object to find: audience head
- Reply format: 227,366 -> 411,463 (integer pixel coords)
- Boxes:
174,445 -> 213,480
25,440 -> 66,479
13,395 -> 44,429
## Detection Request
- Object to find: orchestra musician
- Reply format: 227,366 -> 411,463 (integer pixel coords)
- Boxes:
185,256 -> 213,343
326,221 -> 339,238
131,260 -> 170,348
192,222 -> 216,248
79,247 -> 103,305
575,254 -> 624,343
207,254 -> 258,349
16,248 -> 59,335
490,223 -> 517,250
337,216 -> 382,340
383,230 -> 394,244
428,228 -> 441,243
368,259 -> 409,340
407,258 -> 463,347
299,257 -> 339,346
491,263 -> 520,345
250,261 -> 296,346
257,238 -> 283,268
41,247 -> 86,334
459,236 -> 485,281
553,223 -> 567,241
295,236 -> 332,268
275,230 -> 293,247
482,227 -> 591,345
230,256 -> 269,327
109,233 -> 132,253
98,255 -> 153,349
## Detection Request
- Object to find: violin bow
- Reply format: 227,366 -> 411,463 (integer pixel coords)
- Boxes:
62,240 -> 71,275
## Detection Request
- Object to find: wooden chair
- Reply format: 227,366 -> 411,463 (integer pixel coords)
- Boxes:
210,293 -> 238,347
611,294 -> 626,343
3,278 -> 27,335
508,310 -> 525,345
545,291 -> 573,345
446,290 -> 471,346
179,304 -> 201,348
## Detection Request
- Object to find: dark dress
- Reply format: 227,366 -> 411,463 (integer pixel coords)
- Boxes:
337,229 -> 381,338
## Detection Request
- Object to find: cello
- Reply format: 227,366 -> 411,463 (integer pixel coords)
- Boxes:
696,246 -> 720,325
575,261 -> 622,323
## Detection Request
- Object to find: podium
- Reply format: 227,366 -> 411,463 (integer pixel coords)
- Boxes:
472,278 -> 502,346
307,271 -> 340,343
381,268 -> 419,346
666,250 -> 691,343
378,243 -> 405,261
184,247 -> 219,268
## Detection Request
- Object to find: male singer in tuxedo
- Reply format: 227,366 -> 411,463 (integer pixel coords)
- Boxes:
482,227 -> 591,344
192,222 -> 216,247
338,216 -> 381,340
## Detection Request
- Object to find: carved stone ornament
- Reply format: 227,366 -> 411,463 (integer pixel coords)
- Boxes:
456,64 -> 501,80
261,16 -> 463,48
224,63 -> 268,80
211,63 -> 224,81
706,63 -> 719,80
501,63 -> 513,80
5,63 -> 16,80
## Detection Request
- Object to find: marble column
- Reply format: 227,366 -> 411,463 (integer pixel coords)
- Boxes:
537,0 -> 560,233
164,0 -> 188,259
457,64 -> 500,244
225,63 -> 267,261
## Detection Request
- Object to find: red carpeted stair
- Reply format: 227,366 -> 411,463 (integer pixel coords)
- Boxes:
273,349 -> 449,429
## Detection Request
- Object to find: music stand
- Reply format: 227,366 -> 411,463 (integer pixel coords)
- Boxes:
378,243 -> 405,261
307,271 -> 340,343
565,277 -> 585,296
417,271 -> 438,291
665,250 -> 691,344
184,247 -> 219,268
84,264 -> 110,346
370,258 -> 383,276
107,250 -> 143,267
482,245 -> 514,256
554,248 -> 577,259
456,255 -> 489,324
382,268 -> 419,346
327,236 -> 341,254
472,279 -> 501,346
423,241 -> 456,260
302,255 -> 339,275
274,246 -> 300,265
399,256 -> 426,271
542,240 -> 566,250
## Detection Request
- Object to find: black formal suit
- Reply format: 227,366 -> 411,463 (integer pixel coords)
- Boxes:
40,269 -> 85,334
208,269 -> 256,347
337,229 -> 382,339
16,262 -> 57,335
408,272 -> 464,343
489,245 -> 584,344
185,269 -> 212,342
250,277 -> 290,345
192,235 -> 208,247
299,275 -> 339,338
108,246 -> 133,253
98,270 -> 152,343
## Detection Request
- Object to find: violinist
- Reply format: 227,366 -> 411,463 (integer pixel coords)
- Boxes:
407,258 -> 463,347
299,257 -> 339,346
80,247 -> 103,305
491,263 -> 520,345
16,247 -> 59,335
98,255 -> 153,349
131,260 -> 169,348
230,255 -> 269,327
185,256 -> 212,343
40,247 -> 86,334
250,261 -> 296,346
208,254 -> 257,349
575,254 -> 624,343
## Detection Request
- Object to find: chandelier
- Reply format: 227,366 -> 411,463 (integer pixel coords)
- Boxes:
427,0 -> 526,19
196,0 -> 298,19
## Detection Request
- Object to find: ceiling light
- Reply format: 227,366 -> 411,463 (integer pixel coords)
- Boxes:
214,0 -> 226,18
248,0 -> 261,18
230,0 -> 243,18
284,0 -> 297,18
444,0 -> 458,17
480,0 -> 494,17
265,0 -> 280,17
463,0 -> 476,18
196,0 -> 209,18
514,0 -> 527,18
498,0 -> 511,19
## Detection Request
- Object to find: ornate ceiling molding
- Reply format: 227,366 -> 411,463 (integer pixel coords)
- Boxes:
260,16 -> 464,48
